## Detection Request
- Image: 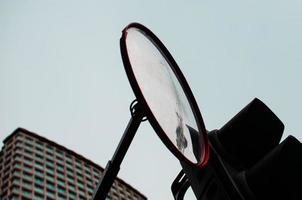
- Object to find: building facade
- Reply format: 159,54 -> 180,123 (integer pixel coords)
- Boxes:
0,128 -> 146,200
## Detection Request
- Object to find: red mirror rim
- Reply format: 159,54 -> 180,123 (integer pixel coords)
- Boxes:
120,22 -> 209,167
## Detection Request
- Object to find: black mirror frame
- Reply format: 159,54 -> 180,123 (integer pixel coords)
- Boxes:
120,22 -> 209,167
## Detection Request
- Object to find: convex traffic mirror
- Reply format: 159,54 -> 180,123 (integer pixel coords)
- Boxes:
120,23 -> 209,166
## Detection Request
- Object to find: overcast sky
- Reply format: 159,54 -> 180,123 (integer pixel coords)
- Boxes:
1,1 -> 301,199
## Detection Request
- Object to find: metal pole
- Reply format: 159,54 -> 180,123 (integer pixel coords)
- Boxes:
92,101 -> 145,200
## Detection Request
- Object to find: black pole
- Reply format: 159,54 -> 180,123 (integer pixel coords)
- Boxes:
92,101 -> 145,200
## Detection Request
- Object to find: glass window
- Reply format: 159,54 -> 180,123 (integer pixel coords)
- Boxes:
79,196 -> 86,200
46,146 -> 54,153
35,162 -> 44,170
34,193 -> 44,200
76,167 -> 82,174
55,150 -> 64,158
87,186 -> 94,194
58,195 -> 67,200
57,164 -> 64,172
46,159 -> 54,167
46,181 -> 55,190
34,177 -> 44,185
14,161 -> 21,168
46,167 -> 55,175
57,158 -> 64,165
46,153 -> 53,160
84,165 -> 91,171
12,185 -> 20,193
24,164 -> 33,172
13,169 -> 21,176
35,142 -> 44,149
57,172 -> 65,179
34,185 -> 44,194
66,156 -> 73,163
23,181 -> 33,190
58,186 -> 66,194
11,195 -> 19,200
68,184 -> 75,191
78,189 -> 85,197
35,154 -> 44,162
46,190 -> 55,198
77,175 -> 83,182
23,172 -> 33,181
12,177 -> 21,184
77,181 -> 85,189
67,176 -> 74,184
69,191 -> 76,199
35,169 -> 44,177
58,178 -> 65,186
22,188 -> 32,198
24,156 -> 33,164
46,174 -> 55,182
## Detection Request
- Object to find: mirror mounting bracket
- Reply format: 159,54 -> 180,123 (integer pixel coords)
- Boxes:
92,100 -> 145,200
171,170 -> 191,200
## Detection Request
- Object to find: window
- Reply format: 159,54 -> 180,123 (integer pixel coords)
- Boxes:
57,171 -> 65,179
57,158 -> 64,165
12,177 -> 21,185
77,174 -> 84,182
69,191 -> 76,199
46,153 -> 53,160
67,176 -> 74,184
11,195 -> 19,200
87,186 -> 94,194
24,156 -> 33,164
13,169 -> 21,176
35,169 -> 44,177
66,156 -> 73,163
35,154 -> 44,162
24,164 -> 33,172
76,167 -> 82,174
68,183 -> 75,191
14,161 -> 21,168
85,165 -> 91,171
35,161 -> 44,170
55,150 -> 64,158
23,172 -> 33,181
58,178 -> 65,186
77,181 -> 85,189
35,177 -> 44,185
58,194 -> 67,200
46,190 -> 55,198
34,193 -> 44,200
35,142 -> 44,149
46,166 -> 55,175
57,164 -> 64,172
58,186 -> 66,194
22,188 -> 32,198
25,136 -> 33,143
23,181 -> 33,190
46,159 -> 54,168
34,185 -> 44,194
46,174 -> 55,182
46,146 -> 54,153
46,181 -> 55,190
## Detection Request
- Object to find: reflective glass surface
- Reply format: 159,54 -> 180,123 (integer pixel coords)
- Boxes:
124,27 -> 205,164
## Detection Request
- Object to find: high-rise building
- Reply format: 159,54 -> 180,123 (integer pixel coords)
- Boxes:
0,128 -> 147,200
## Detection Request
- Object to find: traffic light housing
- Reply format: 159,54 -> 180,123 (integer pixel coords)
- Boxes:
176,98 -> 302,200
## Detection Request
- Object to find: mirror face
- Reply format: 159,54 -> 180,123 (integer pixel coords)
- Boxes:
122,24 -> 208,165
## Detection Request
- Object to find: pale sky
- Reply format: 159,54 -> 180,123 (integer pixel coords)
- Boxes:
1,1 -> 301,199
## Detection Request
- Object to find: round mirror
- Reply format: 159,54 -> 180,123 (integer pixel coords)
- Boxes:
120,23 -> 209,166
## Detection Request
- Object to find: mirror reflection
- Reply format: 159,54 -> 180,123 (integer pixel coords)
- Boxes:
124,27 -> 206,164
